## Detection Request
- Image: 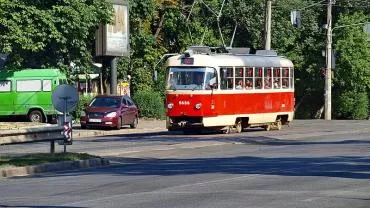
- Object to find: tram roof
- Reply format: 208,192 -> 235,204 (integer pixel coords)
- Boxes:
167,53 -> 294,68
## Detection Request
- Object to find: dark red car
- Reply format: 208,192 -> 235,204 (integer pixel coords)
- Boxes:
80,95 -> 139,129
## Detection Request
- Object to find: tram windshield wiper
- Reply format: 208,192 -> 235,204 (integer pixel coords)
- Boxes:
170,85 -> 177,91
192,85 -> 202,91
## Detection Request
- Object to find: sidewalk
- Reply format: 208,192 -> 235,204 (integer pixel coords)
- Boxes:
0,119 -> 168,178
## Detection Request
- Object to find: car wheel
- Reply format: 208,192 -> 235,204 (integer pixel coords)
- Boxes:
29,110 -> 44,123
130,117 -> 138,129
81,124 -> 86,129
116,117 -> 122,130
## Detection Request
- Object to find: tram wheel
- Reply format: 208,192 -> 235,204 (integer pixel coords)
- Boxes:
264,124 -> 271,131
275,120 -> 282,130
235,121 -> 242,133
223,126 -> 231,134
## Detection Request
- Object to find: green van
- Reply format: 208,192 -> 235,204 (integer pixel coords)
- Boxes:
0,69 -> 68,122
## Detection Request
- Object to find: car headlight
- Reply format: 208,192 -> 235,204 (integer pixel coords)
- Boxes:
105,112 -> 117,118
195,103 -> 202,110
167,103 -> 174,109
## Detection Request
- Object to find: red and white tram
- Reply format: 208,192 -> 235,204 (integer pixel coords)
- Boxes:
165,46 -> 294,133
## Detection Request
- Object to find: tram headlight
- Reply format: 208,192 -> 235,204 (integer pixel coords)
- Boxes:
167,103 -> 174,109
195,103 -> 202,110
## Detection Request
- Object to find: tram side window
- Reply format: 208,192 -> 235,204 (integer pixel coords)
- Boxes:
245,68 -> 253,89
235,67 -> 244,89
282,68 -> 290,88
290,68 -> 294,89
220,67 -> 230,90
255,67 -> 263,89
264,67 -> 272,89
273,68 -> 281,89
225,67 -> 233,89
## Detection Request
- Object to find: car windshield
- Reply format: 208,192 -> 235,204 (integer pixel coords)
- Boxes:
90,97 -> 121,108
167,67 -> 217,90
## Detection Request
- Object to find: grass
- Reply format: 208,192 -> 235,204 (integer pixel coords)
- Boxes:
0,152 -> 99,168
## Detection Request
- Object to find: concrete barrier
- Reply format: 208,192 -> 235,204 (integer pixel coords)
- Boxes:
0,158 -> 110,178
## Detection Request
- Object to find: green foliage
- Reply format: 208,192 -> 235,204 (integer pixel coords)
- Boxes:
331,12 -> 370,120
334,12 -> 370,91
0,0 -> 113,73
132,91 -> 165,119
3,0 -> 370,119
71,94 -> 94,120
333,89 -> 369,120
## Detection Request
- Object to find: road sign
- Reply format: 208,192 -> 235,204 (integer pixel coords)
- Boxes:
52,85 -> 78,150
52,84 -> 79,113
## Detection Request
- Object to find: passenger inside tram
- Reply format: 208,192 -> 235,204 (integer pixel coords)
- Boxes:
264,75 -> 272,89
245,79 -> 253,89
236,80 -> 244,89
255,79 -> 262,89
282,78 -> 289,88
274,78 -> 280,88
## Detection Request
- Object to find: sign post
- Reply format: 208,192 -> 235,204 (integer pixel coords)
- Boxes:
52,85 -> 79,153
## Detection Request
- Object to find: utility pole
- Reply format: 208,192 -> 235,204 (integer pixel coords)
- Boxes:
110,57 -> 117,95
325,0 -> 332,120
264,0 -> 272,50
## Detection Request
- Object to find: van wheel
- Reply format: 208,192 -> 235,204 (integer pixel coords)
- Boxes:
29,110 -> 44,123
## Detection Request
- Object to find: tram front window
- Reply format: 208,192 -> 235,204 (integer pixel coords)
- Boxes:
167,67 -> 217,90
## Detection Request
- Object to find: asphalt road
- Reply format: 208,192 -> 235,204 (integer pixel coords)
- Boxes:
1,120 -> 370,208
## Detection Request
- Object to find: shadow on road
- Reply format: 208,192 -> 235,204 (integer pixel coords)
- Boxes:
37,154 -> 370,180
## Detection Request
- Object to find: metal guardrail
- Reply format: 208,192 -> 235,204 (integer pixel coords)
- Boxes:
0,126 -> 65,153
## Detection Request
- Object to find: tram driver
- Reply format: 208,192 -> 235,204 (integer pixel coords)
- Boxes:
194,73 -> 204,89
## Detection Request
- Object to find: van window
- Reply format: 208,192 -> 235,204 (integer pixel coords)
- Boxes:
59,79 -> 68,85
17,80 -> 42,92
42,80 -> 52,91
0,80 -> 11,92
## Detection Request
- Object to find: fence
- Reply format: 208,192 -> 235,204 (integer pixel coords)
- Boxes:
0,126 -> 66,153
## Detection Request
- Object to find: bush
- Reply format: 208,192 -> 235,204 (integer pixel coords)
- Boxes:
71,94 -> 94,121
334,90 -> 369,119
132,91 -> 165,119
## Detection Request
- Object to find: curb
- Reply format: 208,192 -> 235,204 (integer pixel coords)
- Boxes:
0,158 -> 110,178
73,127 -> 166,138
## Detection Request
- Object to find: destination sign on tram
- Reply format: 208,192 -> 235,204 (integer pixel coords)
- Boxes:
181,57 -> 194,65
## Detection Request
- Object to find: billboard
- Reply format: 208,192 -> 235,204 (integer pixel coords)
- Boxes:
96,0 -> 129,57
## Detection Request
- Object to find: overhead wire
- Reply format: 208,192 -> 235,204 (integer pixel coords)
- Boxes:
181,0 -> 229,47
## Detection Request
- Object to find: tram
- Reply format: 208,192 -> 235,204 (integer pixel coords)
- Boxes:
165,46 -> 294,133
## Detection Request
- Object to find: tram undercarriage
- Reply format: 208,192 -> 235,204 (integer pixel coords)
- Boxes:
167,114 -> 290,134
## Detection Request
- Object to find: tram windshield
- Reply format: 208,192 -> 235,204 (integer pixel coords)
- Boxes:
167,67 -> 217,90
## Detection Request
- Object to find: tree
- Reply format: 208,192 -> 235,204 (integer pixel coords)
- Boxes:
0,0 -> 113,75
332,12 -> 370,119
